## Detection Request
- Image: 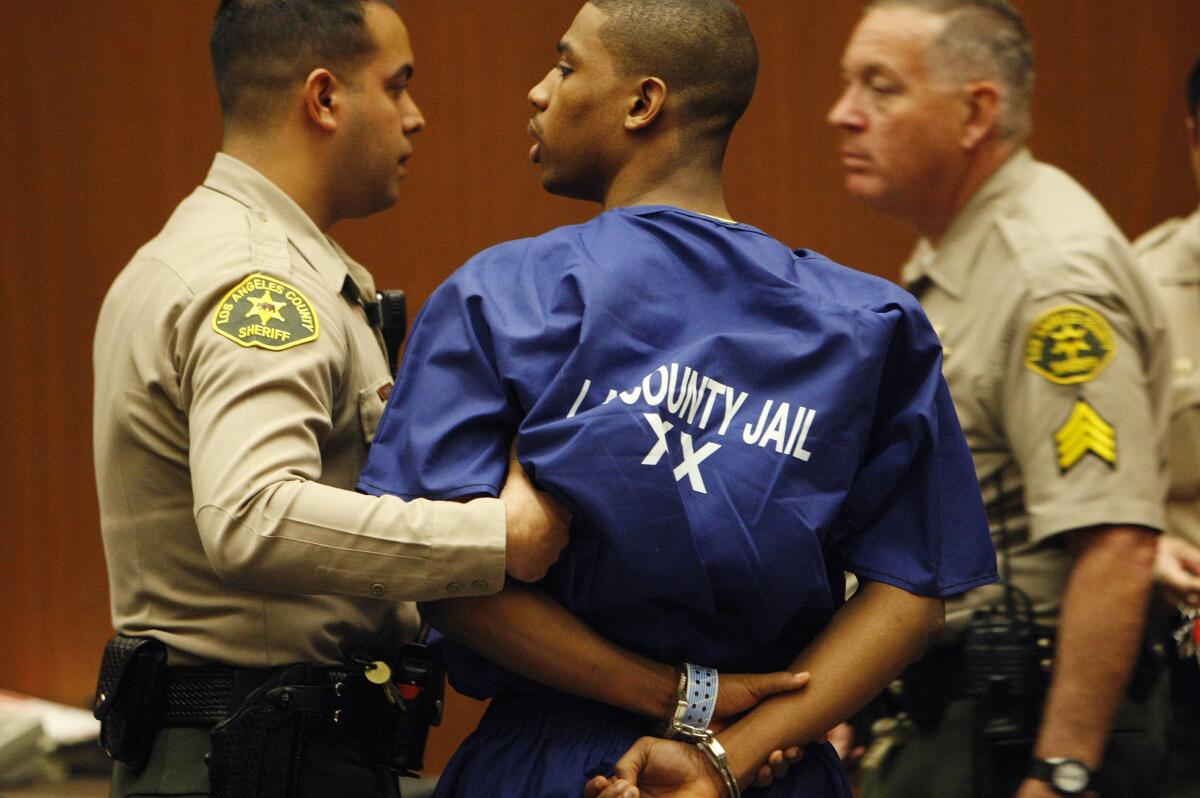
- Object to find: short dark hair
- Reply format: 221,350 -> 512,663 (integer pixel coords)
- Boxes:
588,0 -> 759,143
210,0 -> 397,128
866,0 -> 1034,141
1188,56 -> 1200,124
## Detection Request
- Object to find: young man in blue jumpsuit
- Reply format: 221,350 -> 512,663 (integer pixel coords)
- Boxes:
358,1 -> 997,795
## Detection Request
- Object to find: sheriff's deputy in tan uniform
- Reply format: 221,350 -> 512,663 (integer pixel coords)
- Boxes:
829,2 -> 1170,796
91,2 -> 568,796
1134,54 -> 1200,798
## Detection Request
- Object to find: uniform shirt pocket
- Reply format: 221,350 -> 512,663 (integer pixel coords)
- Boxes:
357,377 -> 393,444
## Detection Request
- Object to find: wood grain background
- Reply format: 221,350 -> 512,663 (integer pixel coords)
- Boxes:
1,0 -> 1195,772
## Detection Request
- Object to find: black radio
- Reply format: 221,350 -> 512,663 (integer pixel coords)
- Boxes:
961,583 -> 1053,745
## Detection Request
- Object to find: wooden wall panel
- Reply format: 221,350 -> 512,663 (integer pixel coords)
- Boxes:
1,2 -> 221,714
1,0 -> 1195,776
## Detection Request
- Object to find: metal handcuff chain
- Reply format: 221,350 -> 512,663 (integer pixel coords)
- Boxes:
661,664 -> 741,797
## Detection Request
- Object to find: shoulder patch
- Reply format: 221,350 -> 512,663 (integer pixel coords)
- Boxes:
1054,398 -> 1116,472
1024,305 -> 1115,385
211,272 -> 320,351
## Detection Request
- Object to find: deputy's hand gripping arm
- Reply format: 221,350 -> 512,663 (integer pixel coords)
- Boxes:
497,443 -> 573,583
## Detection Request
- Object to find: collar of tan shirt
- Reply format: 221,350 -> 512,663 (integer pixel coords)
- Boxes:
201,152 -> 352,297
902,148 -> 1037,298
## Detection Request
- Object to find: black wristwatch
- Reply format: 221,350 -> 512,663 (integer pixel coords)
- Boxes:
1029,757 -> 1096,795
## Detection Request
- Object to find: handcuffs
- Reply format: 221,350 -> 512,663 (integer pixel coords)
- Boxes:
658,663 -> 740,798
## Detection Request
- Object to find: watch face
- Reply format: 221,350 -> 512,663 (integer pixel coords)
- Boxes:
1052,760 -> 1090,793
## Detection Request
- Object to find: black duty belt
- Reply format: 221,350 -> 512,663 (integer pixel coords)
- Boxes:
161,665 -> 350,726
95,635 -> 441,778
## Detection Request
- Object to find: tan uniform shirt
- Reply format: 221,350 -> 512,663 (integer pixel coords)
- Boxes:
903,150 -> 1169,629
1137,208 -> 1200,548
94,154 -> 506,667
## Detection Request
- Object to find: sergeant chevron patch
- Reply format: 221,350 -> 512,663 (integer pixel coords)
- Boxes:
1054,398 -> 1116,472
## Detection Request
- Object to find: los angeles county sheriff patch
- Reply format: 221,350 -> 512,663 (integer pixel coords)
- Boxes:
1024,305 -> 1115,385
211,273 -> 320,351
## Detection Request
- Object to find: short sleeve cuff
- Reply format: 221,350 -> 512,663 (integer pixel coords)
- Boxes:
1029,499 -> 1165,543
845,563 -> 999,599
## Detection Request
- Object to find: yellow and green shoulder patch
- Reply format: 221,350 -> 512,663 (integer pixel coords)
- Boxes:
211,273 -> 320,351
1024,305 -> 1115,385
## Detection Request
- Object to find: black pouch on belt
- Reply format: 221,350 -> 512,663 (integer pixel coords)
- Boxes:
92,634 -> 169,771
377,642 -> 444,774
207,665 -> 310,798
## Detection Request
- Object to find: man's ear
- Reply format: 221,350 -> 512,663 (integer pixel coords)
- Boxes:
303,68 -> 340,132
1187,115 -> 1198,149
625,77 -> 667,131
960,80 -> 1002,149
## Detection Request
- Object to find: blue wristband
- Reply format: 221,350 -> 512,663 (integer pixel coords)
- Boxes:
681,663 -> 718,732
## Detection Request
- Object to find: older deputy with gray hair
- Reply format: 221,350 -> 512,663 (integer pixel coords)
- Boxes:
829,1 -> 1170,796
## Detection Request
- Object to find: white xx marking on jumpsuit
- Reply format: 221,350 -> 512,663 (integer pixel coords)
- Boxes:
642,413 -> 674,465
641,413 -> 722,494
673,433 -> 721,494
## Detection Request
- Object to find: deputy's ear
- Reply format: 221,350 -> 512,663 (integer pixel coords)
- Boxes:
303,68 -> 340,132
625,77 -> 667,131
1187,115 -> 1197,149
960,80 -> 1002,149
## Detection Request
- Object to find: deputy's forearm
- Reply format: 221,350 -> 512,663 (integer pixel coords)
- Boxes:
717,581 -> 943,787
1033,525 -> 1157,766
419,585 -> 677,717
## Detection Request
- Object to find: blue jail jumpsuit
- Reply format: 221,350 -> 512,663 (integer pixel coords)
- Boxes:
358,206 -> 997,797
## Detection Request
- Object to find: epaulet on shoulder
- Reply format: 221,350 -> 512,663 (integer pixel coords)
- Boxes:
147,198 -> 294,292
245,208 -> 293,277
992,213 -> 1064,285
1133,217 -> 1184,255
187,204 -> 292,278
158,193 -> 259,251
